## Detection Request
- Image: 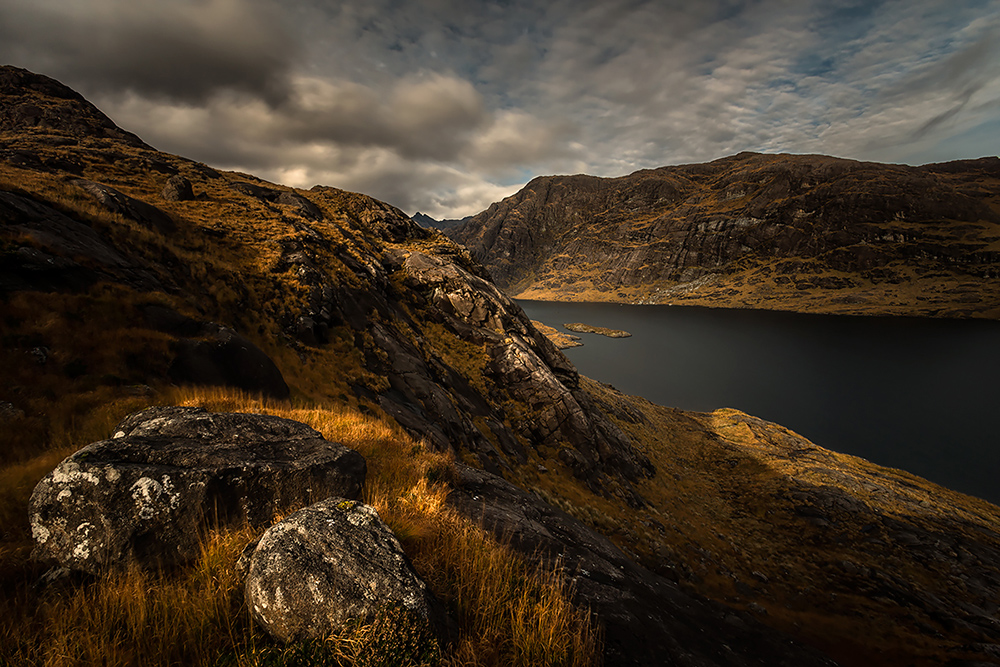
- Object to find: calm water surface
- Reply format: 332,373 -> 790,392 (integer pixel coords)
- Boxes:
519,300 -> 1000,505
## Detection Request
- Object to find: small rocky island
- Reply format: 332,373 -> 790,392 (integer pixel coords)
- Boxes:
564,322 -> 632,338
530,320 -> 583,349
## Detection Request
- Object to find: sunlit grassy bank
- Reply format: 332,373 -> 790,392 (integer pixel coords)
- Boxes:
0,388 -> 600,667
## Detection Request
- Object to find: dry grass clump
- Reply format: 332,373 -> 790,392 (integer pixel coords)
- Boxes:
0,387 -> 601,667
175,388 -> 600,667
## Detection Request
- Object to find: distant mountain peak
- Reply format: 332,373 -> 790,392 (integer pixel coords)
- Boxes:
411,210 -> 471,231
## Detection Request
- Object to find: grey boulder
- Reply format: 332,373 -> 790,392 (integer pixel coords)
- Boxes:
29,407 -> 366,573
161,175 -> 194,201
245,497 -> 441,644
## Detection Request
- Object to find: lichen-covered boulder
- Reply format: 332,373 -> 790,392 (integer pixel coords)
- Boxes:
29,406 -> 366,573
245,497 -> 441,644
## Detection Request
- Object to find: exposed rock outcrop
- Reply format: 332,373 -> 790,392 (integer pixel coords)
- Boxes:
390,248 -> 654,500
73,179 -> 175,233
245,497 -> 445,645
447,153 -> 1000,317
161,174 -> 194,202
29,407 -> 366,573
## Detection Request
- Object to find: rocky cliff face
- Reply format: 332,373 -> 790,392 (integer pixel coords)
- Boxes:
6,66 -> 1000,666
447,153 -> 1000,317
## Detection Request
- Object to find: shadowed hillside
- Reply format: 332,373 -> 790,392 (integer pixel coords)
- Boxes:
4,65 -> 1000,667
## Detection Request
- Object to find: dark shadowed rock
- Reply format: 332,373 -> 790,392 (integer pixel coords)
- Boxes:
168,324 -> 290,399
29,407 -> 366,574
0,189 -> 161,292
277,191 -> 324,220
141,304 -> 203,337
245,497 -> 445,644
446,464 -> 838,667
161,175 -> 194,201
73,179 -> 175,233
230,181 -> 280,202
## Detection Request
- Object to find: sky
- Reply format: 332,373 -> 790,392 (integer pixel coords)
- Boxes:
2,0 -> 999,219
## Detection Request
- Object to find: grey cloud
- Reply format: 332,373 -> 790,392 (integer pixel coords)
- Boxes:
253,148 -> 522,219
104,79 -> 537,217
0,0 -> 297,104
8,0 -> 998,218
278,74 -> 489,161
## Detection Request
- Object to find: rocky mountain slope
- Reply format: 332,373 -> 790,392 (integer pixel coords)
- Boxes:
447,153 -> 1000,318
4,65 -> 1000,666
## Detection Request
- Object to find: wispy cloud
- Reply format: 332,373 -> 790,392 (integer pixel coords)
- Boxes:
1,0 -> 998,218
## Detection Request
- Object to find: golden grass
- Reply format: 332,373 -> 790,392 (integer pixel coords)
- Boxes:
0,387 -> 601,667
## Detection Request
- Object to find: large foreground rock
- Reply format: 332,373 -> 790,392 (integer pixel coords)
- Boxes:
29,407 -> 366,573
245,497 -> 445,643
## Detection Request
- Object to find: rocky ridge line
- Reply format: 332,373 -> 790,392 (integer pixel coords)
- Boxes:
447,153 -> 1000,318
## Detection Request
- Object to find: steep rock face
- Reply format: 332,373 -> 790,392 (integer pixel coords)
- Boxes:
29,407 -> 366,573
448,153 -> 1000,317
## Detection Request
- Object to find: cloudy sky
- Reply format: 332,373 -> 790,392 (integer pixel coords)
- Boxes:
2,0 -> 999,218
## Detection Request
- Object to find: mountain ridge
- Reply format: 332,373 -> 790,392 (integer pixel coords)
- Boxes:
447,151 -> 1000,318
412,211 -> 471,231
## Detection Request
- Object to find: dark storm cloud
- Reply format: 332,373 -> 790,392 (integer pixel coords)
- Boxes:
0,0 -> 297,104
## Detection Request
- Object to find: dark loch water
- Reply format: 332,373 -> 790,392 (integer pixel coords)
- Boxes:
518,300 -> 1000,505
